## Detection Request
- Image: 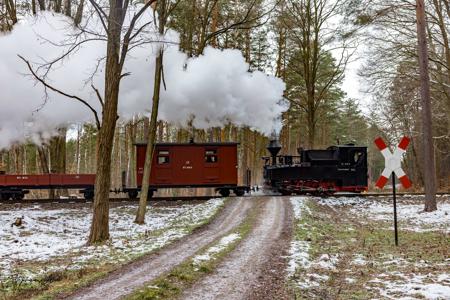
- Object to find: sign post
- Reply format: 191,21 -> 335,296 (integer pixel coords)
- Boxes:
374,137 -> 412,246
392,171 -> 398,246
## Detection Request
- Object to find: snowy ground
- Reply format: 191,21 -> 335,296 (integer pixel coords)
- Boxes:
318,196 -> 450,232
288,196 -> 450,300
0,199 -> 224,283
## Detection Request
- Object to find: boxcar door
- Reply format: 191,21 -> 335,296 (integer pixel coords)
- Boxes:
152,148 -> 173,185
171,146 -> 203,185
204,148 -> 220,184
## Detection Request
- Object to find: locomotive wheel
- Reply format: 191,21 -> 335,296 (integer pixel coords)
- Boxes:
219,189 -> 230,197
234,189 -> 245,197
128,190 -> 138,199
280,190 -> 292,196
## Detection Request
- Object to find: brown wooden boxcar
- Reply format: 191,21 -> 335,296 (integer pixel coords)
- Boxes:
134,142 -> 249,197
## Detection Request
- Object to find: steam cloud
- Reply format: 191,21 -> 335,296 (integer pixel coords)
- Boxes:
0,11 -> 286,149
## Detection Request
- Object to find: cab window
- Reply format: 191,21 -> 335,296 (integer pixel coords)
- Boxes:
157,150 -> 170,164
205,149 -> 218,163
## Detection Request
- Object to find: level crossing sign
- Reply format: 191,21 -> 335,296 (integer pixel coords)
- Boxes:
374,136 -> 412,246
374,136 -> 412,189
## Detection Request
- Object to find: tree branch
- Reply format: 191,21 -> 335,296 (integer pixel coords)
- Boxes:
19,55 -> 102,130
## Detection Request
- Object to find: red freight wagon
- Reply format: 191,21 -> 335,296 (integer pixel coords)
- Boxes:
0,174 -> 95,200
132,142 -> 250,198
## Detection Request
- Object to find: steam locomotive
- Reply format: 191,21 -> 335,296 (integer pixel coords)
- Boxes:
263,140 -> 368,195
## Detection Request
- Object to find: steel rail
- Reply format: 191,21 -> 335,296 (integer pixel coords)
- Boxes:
0,192 -> 448,205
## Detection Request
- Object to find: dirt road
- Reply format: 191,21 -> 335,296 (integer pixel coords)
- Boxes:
181,197 -> 293,300
65,198 -> 254,300
65,196 -> 293,300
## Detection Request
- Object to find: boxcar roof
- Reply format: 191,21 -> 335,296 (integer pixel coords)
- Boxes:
134,142 -> 239,146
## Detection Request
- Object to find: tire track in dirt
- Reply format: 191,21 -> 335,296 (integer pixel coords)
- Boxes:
64,198 -> 254,300
180,196 -> 293,300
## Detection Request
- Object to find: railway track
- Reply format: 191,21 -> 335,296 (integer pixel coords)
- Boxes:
0,195 -> 222,205
0,192 -> 448,205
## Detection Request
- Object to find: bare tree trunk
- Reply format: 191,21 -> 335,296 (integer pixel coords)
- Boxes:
88,1 -> 123,244
126,120 -> 136,187
112,126 -> 121,189
50,128 -> 67,196
135,0 -> 167,224
135,49 -> 164,224
76,125 -> 81,173
416,0 -> 437,211
74,0 -> 84,26
55,0 -> 62,12
37,145 -> 55,199
5,0 -> 17,25
37,0 -> 45,11
64,0 -> 71,17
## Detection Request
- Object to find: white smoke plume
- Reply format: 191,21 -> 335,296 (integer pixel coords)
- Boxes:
0,11 -> 286,149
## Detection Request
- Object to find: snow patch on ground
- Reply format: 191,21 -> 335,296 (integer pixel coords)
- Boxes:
370,273 -> 450,300
352,254 -> 368,266
192,233 -> 240,266
287,197 -> 311,277
346,277 -> 356,284
313,254 -> 339,270
0,199 -> 224,281
291,196 -> 310,219
286,240 -> 311,275
288,197 -> 341,281
318,196 -> 450,232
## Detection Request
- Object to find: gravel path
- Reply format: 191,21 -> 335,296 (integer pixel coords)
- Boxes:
181,196 -> 293,300
64,198 -> 254,300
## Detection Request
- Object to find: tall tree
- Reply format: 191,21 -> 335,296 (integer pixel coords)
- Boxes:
282,0 -> 352,148
21,0 -> 157,243
135,0 -> 171,224
416,0 -> 437,211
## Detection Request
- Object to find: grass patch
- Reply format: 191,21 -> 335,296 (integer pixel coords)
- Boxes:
127,206 -> 257,300
289,200 -> 449,300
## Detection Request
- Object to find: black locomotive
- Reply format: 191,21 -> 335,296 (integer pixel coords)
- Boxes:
263,140 -> 368,195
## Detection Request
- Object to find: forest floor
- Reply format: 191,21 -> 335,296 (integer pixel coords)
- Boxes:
287,196 -> 450,300
0,199 -> 225,299
1,195 -> 449,300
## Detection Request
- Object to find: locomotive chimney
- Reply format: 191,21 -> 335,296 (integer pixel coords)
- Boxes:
267,139 -> 281,165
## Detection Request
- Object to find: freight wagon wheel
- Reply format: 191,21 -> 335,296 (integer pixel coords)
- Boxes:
148,190 -> 154,199
234,189 -> 245,197
128,190 -> 138,199
12,193 -> 24,200
219,189 -> 230,197
0,193 -> 10,201
83,190 -> 94,200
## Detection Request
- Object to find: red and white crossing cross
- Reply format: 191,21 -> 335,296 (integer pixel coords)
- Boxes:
374,136 -> 412,189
